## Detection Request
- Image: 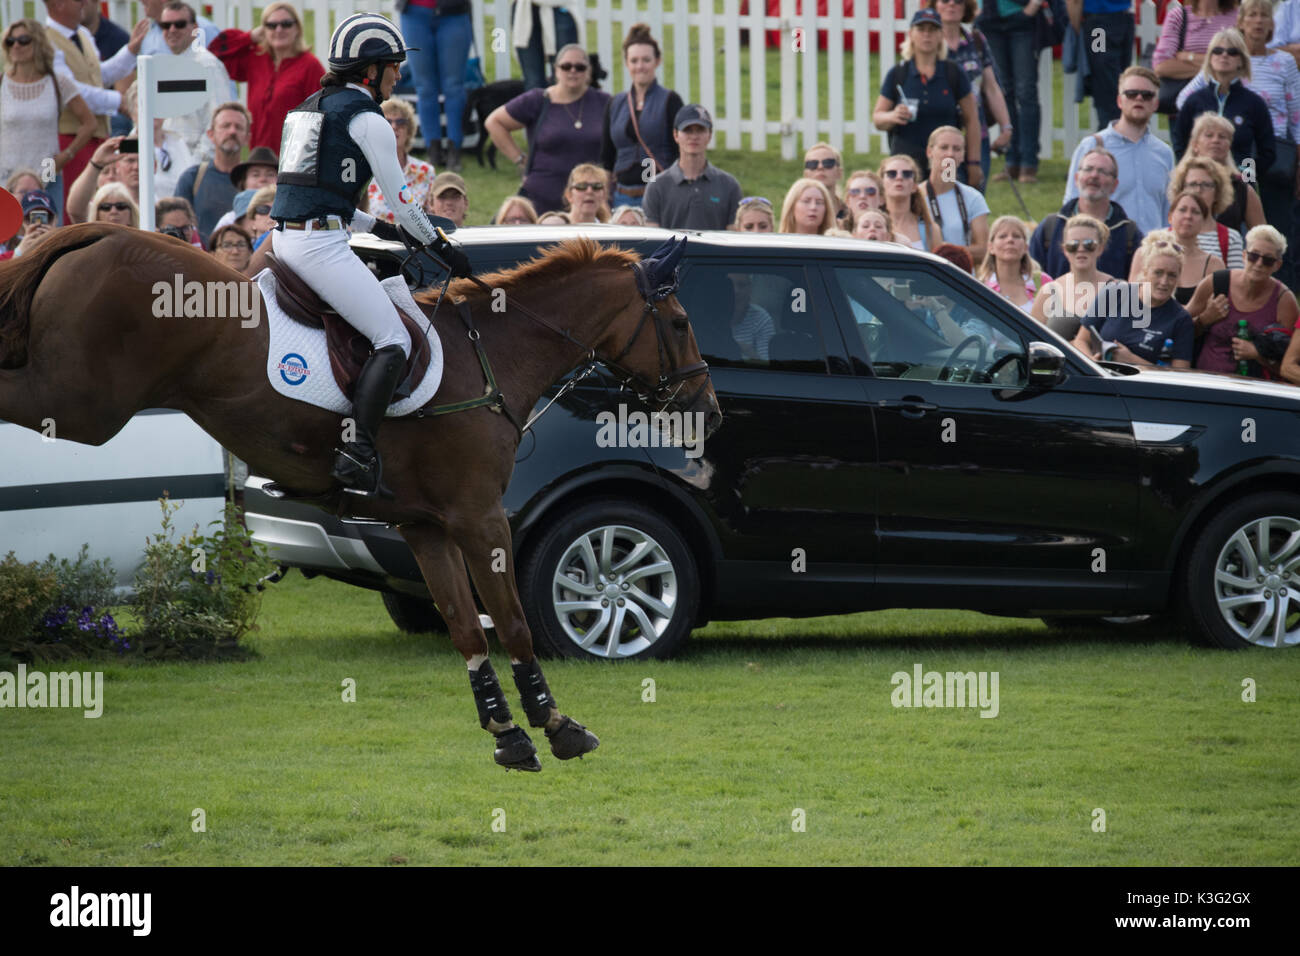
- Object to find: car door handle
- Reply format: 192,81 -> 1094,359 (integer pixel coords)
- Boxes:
877,397 -> 937,418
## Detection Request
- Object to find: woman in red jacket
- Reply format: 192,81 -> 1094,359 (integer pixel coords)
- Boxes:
209,2 -> 324,151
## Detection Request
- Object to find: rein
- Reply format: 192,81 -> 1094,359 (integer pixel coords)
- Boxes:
414,261 -> 710,434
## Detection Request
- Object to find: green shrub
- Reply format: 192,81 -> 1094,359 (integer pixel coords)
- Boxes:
0,553 -> 58,649
130,496 -> 278,659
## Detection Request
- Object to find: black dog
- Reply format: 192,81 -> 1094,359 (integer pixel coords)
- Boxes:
461,53 -> 608,170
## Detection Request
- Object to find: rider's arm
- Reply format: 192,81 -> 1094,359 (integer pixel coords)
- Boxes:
348,110 -> 439,245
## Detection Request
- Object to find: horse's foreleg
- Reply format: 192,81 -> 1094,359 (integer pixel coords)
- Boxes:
460,510 -> 600,762
397,521 -> 540,772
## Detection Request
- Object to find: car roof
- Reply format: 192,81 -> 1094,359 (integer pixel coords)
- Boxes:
352,224 -> 951,264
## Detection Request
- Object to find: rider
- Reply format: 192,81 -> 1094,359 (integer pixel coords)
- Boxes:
270,12 -> 472,498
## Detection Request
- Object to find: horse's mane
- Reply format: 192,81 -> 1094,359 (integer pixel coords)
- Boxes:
416,236 -> 640,306
0,222 -> 121,368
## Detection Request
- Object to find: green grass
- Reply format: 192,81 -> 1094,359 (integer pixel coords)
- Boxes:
2,573 -> 1296,865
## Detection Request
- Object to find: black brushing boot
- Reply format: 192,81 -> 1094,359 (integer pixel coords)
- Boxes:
469,660 -> 540,772
331,344 -> 405,498
512,658 -> 600,761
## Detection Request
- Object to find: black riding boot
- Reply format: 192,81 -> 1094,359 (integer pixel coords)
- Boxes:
331,344 -> 405,498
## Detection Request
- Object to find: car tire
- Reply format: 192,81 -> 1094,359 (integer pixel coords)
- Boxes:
381,591 -> 447,634
519,500 -> 699,661
1182,491 -> 1300,650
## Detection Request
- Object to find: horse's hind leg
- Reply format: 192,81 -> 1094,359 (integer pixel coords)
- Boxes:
398,522 -> 540,772
460,508 -> 599,762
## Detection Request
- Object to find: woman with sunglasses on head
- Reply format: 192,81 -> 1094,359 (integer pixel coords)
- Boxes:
1137,189 -> 1225,304
1173,29 -> 1275,178
802,142 -> 851,225
779,178 -> 837,235
600,23 -> 681,209
612,205 -> 646,226
879,154 -> 939,251
732,196 -> 775,232
1169,154 -> 1247,267
1030,215 -> 1114,335
1074,231 -> 1195,368
0,19 -> 96,220
366,98 -> 434,225
977,215 -> 1048,313
487,44 -> 610,214
88,182 -> 138,228
210,3 -> 324,151
927,0 -> 1011,191
1184,113 -> 1266,237
563,162 -> 611,223
209,224 -> 253,274
1186,224 -> 1299,379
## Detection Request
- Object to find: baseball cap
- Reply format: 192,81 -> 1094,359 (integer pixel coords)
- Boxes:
911,8 -> 943,27
22,189 -> 56,217
674,104 -> 713,132
431,172 -> 467,198
232,188 -> 258,220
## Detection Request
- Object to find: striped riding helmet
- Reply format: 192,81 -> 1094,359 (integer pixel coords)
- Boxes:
327,13 -> 415,73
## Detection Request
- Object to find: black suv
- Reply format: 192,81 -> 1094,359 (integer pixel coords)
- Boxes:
243,226 -> 1300,657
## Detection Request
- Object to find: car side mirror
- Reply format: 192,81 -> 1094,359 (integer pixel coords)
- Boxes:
1027,341 -> 1066,388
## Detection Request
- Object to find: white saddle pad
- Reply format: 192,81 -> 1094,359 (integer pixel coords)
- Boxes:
257,270 -> 443,417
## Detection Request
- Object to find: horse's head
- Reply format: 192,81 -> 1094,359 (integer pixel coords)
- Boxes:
598,237 -> 722,448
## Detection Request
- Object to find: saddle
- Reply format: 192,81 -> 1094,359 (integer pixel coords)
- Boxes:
263,252 -> 432,402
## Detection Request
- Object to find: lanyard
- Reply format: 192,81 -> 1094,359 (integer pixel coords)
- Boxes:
924,181 -> 970,241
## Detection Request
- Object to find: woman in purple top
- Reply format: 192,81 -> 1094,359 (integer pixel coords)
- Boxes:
484,43 -> 610,214
1186,225 -> 1299,378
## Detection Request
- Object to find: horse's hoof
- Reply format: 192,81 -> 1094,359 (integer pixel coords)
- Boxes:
493,726 -> 541,772
546,716 -> 599,760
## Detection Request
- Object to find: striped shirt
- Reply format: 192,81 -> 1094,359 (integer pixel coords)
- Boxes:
1175,52 -> 1300,143
1152,8 -> 1241,67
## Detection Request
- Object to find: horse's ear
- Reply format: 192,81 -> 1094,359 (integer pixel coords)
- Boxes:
643,236 -> 688,290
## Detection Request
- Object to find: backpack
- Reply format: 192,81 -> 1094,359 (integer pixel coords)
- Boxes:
1215,223 -> 1230,264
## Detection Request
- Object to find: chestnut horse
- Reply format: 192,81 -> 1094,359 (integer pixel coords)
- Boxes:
0,223 -> 720,771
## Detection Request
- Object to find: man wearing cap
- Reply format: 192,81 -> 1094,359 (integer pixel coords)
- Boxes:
176,103 -> 252,240
642,105 -> 741,231
13,190 -> 59,258
425,172 -> 469,227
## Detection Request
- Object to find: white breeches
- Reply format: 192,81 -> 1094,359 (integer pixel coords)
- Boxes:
273,223 -> 412,357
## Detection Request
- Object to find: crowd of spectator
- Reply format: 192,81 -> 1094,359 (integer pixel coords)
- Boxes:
1,3 -> 1297,384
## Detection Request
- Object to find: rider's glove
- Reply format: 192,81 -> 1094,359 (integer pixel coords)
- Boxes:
369,220 -> 403,243
430,234 -> 473,278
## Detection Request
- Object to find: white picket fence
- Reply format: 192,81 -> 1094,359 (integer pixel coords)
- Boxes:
2,0 -> 1168,159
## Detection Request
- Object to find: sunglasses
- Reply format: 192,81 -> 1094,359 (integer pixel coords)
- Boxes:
1121,89 -> 1157,101
805,158 -> 839,170
1064,238 -> 1100,252
251,204 -> 272,216
3,34 -> 33,47
557,62 -> 588,72
388,117 -> 411,128
570,182 -> 604,192
160,19 -> 192,30
738,196 -> 772,207
847,186 -> 879,196
1210,47 -> 1242,57
98,202 -> 131,212
1245,250 -> 1280,266
263,19 -> 297,30
218,240 -> 251,251
883,168 -> 915,179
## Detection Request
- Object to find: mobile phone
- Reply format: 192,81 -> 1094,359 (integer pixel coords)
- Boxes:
26,209 -> 52,226
119,139 -> 138,154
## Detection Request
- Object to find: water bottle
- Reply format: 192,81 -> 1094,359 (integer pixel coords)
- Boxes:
1236,320 -> 1252,376
1158,337 -> 1174,366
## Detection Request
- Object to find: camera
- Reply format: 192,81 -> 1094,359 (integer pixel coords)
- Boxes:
119,139 -> 139,154
159,225 -> 189,241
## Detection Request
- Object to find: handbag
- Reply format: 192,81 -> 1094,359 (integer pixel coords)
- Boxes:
465,35 -> 486,91
1033,0 -> 1067,52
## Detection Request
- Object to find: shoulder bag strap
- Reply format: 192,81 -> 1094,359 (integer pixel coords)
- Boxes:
626,91 -> 665,175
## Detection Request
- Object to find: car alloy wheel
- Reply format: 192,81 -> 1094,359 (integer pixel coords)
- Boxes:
1212,515 -> 1300,648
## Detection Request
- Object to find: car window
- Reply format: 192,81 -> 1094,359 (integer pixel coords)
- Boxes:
829,266 -> 1028,386
676,262 -> 828,372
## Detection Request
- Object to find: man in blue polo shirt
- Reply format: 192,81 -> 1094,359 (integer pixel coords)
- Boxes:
1068,0 -> 1135,129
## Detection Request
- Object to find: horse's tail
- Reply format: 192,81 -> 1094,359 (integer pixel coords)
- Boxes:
0,223 -> 117,368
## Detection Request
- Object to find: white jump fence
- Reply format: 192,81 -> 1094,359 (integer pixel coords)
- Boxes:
2,0 -> 1169,160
